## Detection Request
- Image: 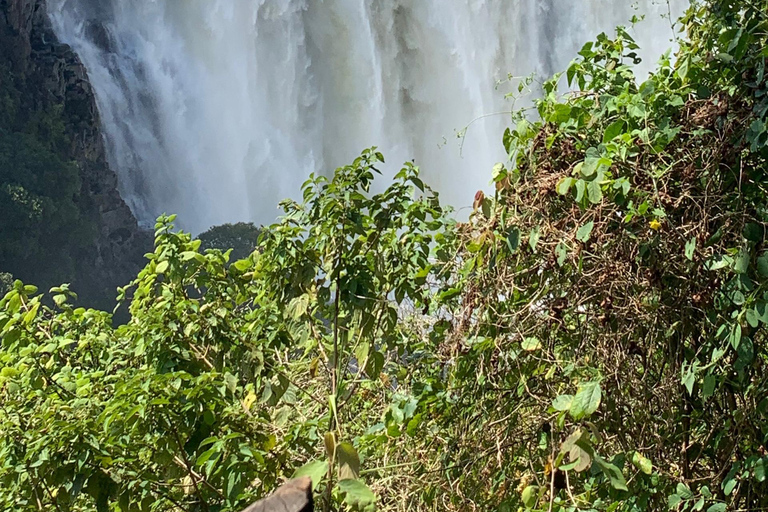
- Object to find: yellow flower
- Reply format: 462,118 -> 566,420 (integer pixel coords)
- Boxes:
649,219 -> 662,231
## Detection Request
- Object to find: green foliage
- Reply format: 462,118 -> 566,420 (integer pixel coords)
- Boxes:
0,43 -> 104,306
198,222 -> 262,262
0,149 -> 449,511
0,130 -> 94,285
385,1 -> 768,510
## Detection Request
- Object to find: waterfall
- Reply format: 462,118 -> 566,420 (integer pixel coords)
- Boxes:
46,0 -> 687,234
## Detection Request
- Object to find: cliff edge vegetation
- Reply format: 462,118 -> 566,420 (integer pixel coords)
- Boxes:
0,0 -> 150,309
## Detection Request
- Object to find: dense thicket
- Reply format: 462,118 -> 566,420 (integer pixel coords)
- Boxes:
0,55 -> 96,294
2,1 -> 768,511
0,4 -> 149,310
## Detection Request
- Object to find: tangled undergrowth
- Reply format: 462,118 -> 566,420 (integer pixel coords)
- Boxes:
370,2 -> 768,511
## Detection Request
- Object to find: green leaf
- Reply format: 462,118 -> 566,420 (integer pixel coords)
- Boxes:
587,180 -> 603,204
685,238 -> 696,260
730,324 -> 742,350
576,221 -> 594,243
758,253 -> 768,277
706,504 -> 726,512
293,460 -> 328,489
556,242 -> 568,267
755,458 -> 767,482
677,482 -> 694,499
756,301 -> 768,323
704,254 -> 732,271
603,120 -> 625,143
506,227 -> 521,253
575,180 -> 586,202
521,337 -> 541,351
581,157 -> 599,178
286,294 -> 310,320
746,309 -> 759,328
337,479 -> 376,509
723,476 -> 737,496
336,442 -> 361,481
682,364 -> 696,396
702,373 -> 716,400
528,226 -> 541,253
744,223 -> 763,242
570,381 -> 602,420
552,394 -> 573,411
564,431 -> 592,473
594,455 -> 628,491
677,55 -> 690,81
156,261 -> 169,274
631,451 -> 652,475
557,177 -> 575,196
521,485 -> 539,508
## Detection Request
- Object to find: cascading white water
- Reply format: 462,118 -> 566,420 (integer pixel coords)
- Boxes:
46,0 -> 687,234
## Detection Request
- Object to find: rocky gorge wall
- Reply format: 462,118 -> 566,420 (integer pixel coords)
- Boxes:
0,0 -> 150,309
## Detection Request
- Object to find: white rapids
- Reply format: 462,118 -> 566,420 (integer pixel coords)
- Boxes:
47,0 -> 687,233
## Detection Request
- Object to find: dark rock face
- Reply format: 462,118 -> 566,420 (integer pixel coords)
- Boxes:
0,0 -> 151,308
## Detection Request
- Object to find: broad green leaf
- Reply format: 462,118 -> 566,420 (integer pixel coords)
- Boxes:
293,460 -> 328,489
507,227 -> 521,253
521,485 -> 539,508
746,308 -> 759,328
723,476 -> 737,496
552,394 -> 573,412
576,221 -> 594,243
521,337 -> 541,351
603,120 -> 625,143
702,373 -> 716,400
337,479 -> 376,509
570,381 -> 602,420
594,455 -> 628,491
706,504 -> 726,512
557,177 -> 575,196
631,451 -> 652,475
730,324 -> 742,350
287,294 -> 310,320
336,442 -> 361,481
567,434 -> 592,473
528,226 -> 541,253
757,253 -> 768,277
556,242 -> 568,267
677,482 -> 694,499
756,457 -> 767,482
587,180 -> 603,204
575,180 -> 586,202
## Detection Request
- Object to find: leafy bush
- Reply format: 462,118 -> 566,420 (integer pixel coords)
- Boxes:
198,222 -> 262,261
0,149 -> 448,511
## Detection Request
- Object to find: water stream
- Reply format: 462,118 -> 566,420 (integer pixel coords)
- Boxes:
47,0 -> 687,233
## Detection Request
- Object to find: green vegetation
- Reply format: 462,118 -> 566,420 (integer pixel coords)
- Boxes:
3,1 -> 768,511
0,39 -> 101,303
198,222 -> 263,262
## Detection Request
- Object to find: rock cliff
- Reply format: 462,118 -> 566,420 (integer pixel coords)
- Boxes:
0,0 -> 151,308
